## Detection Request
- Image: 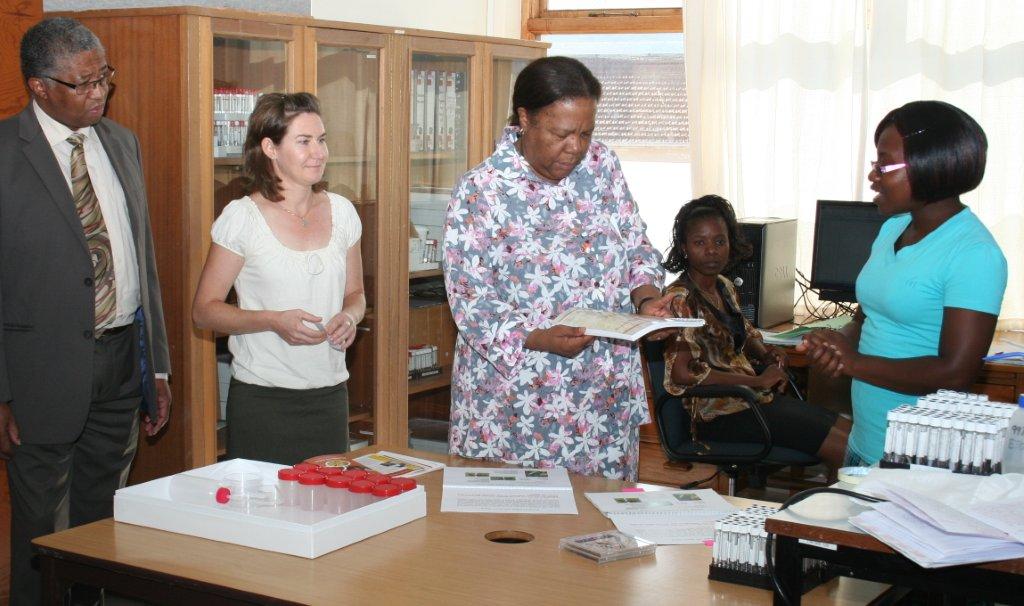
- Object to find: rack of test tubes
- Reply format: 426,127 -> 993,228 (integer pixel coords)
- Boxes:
709,505 -> 834,590
882,390 -> 1016,474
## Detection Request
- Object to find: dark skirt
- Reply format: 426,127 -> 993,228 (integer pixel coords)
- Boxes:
226,378 -> 349,465
698,393 -> 838,457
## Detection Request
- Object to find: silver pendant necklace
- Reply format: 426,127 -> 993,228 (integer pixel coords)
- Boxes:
278,201 -> 315,227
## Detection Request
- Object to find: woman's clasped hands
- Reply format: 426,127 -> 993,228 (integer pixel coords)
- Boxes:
271,309 -> 359,349
795,329 -> 856,378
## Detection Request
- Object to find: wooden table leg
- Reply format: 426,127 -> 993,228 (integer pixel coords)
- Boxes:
772,534 -> 804,606
38,555 -> 69,606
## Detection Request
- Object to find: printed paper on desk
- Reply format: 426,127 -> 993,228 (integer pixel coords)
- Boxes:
353,451 -> 444,477
585,488 -> 734,516
440,466 -> 577,515
609,513 -> 725,545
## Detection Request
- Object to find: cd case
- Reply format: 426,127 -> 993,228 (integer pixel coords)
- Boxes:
560,530 -> 656,564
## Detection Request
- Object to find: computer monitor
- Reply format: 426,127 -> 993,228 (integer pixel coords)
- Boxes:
810,200 -> 887,303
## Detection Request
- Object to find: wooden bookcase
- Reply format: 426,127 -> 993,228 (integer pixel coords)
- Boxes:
51,5 -> 546,484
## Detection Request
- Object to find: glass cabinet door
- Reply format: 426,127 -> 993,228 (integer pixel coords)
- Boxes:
489,56 -> 531,152
407,47 -> 472,451
315,35 -> 381,450
212,37 -> 288,215
211,35 -> 289,457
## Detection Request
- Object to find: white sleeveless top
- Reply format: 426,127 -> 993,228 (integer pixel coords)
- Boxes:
211,193 -> 362,389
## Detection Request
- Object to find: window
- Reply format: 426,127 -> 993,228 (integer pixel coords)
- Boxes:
526,0 -> 690,259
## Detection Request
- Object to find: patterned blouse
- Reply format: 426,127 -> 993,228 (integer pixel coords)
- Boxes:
442,126 -> 664,481
663,273 -> 774,422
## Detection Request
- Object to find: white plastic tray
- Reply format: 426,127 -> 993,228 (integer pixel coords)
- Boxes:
114,459 -> 426,558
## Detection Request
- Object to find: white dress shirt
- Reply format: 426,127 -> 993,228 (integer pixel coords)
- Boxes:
33,101 -> 141,329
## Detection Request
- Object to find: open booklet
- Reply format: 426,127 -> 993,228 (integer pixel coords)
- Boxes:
553,308 -> 704,341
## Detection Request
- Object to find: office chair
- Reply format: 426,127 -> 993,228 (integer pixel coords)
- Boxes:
643,340 -> 820,495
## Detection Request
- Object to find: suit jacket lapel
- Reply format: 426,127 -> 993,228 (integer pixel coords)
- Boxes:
18,108 -> 89,255
94,121 -> 143,242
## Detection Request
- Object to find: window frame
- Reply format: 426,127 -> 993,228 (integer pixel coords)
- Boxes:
521,0 -> 683,40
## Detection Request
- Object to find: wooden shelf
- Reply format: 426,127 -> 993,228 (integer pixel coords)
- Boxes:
409,365 -> 451,395
349,411 -> 372,424
410,151 -> 465,162
214,156 -> 243,166
410,268 -> 443,279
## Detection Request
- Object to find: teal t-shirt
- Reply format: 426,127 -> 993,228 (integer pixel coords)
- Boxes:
850,208 -> 1007,463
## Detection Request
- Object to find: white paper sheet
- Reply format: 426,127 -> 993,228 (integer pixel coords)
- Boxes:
609,513 -> 723,545
440,467 -> 577,514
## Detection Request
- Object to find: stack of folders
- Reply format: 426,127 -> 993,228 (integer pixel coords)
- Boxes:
849,470 -> 1024,568
559,530 -> 656,564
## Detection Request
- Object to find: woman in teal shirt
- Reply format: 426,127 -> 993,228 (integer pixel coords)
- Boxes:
798,101 -> 1007,465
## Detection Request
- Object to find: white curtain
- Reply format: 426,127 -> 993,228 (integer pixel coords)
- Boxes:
685,0 -> 1024,326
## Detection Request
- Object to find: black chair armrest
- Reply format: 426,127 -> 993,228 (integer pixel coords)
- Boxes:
654,384 -> 774,465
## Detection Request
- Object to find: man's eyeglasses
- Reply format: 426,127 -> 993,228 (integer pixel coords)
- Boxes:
870,161 -> 906,175
46,68 -> 115,96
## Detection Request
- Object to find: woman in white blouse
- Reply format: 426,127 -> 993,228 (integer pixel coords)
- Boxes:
192,92 -> 365,464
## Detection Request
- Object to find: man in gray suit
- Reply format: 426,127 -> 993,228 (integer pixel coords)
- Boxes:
0,17 -> 171,605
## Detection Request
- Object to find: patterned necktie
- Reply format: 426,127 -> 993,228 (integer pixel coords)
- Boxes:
67,133 -> 117,334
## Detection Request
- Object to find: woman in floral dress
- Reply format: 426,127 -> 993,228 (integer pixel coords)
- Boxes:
442,57 -> 674,480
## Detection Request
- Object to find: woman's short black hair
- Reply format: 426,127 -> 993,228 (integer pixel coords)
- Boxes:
874,100 -> 987,203
663,195 -> 752,274
509,56 -> 601,126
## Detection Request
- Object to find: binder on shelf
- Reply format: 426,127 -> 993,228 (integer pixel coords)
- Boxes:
450,72 -> 464,150
412,69 -> 426,153
445,71 -> 458,151
434,71 -> 447,153
423,70 -> 437,153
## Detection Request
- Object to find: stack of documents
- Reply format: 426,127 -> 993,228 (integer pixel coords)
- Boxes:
849,470 -> 1024,568
584,489 -> 735,545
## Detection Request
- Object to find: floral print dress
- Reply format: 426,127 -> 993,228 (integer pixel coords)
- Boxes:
442,126 -> 664,480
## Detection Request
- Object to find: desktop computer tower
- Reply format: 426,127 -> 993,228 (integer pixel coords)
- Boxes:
727,217 -> 796,328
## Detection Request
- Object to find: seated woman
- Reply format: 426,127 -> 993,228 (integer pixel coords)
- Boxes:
798,100 -> 1007,466
661,195 -> 850,473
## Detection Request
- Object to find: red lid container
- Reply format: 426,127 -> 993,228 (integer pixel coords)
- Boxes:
278,468 -> 303,481
363,472 -> 390,485
389,477 -> 417,492
298,472 -> 326,486
341,469 -> 369,480
372,483 -> 402,498
292,463 -> 317,473
325,475 -> 353,489
317,466 -> 345,477
348,479 -> 374,494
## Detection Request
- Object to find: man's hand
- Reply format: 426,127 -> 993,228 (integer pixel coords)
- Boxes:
0,401 -> 21,459
143,379 -> 171,437
525,325 -> 596,358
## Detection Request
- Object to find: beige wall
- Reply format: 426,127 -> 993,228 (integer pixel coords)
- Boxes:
311,0 -> 521,38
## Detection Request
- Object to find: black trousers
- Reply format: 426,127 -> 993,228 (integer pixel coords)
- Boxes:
7,323 -> 142,606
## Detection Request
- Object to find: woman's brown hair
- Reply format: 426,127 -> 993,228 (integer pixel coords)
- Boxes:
242,92 -> 327,201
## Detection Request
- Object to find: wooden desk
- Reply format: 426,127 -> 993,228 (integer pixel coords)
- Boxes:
765,495 -> 1024,605
34,449 -> 887,605
781,328 -> 1024,404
